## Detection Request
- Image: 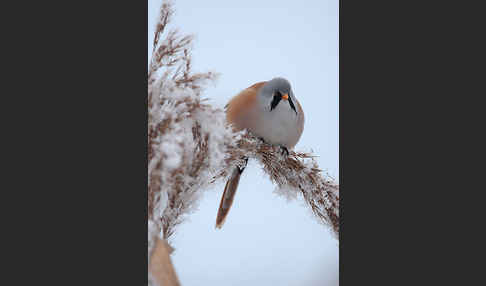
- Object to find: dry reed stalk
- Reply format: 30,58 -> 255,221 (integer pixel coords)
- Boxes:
149,237 -> 180,286
148,1 -> 339,285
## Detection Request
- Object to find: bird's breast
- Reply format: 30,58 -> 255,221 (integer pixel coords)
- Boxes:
250,101 -> 303,148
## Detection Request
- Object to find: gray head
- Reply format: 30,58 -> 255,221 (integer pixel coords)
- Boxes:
259,77 -> 298,114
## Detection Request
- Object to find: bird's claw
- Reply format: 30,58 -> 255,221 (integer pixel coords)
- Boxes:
279,146 -> 289,156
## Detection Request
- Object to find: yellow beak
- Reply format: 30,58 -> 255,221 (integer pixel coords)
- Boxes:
282,93 -> 289,100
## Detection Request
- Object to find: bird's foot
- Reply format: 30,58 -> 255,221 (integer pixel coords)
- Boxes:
237,157 -> 249,173
279,145 -> 289,157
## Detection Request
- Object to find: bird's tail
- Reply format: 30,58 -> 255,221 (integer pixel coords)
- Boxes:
215,158 -> 248,229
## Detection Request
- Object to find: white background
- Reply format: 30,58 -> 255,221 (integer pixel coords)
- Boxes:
148,1 -> 339,285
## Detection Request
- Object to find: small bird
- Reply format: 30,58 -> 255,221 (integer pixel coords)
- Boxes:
216,77 -> 305,229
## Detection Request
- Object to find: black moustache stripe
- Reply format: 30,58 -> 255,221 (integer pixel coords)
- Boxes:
270,91 -> 297,115
288,96 -> 297,114
270,92 -> 282,111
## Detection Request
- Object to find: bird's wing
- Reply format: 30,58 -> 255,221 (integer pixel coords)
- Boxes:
225,81 -> 266,129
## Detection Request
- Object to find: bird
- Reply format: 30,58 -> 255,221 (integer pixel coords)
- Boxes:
215,77 -> 305,229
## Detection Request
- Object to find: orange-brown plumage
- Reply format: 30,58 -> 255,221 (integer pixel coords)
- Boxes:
216,82 -> 267,229
225,81 -> 266,130
215,167 -> 242,229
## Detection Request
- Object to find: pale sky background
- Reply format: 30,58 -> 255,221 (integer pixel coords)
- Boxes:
148,0 -> 339,285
